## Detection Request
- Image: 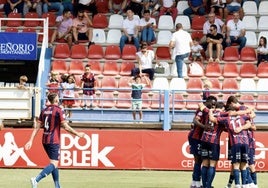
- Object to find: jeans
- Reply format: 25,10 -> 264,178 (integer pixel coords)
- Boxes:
183,7 -> 206,21
120,34 -> 140,52
141,27 -> 155,44
175,53 -> 189,78
43,2 -> 64,16
226,36 -> 247,52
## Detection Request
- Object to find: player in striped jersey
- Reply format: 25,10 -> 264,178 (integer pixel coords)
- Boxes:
25,93 -> 85,188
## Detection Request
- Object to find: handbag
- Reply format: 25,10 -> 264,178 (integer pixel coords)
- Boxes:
155,66 -> 165,74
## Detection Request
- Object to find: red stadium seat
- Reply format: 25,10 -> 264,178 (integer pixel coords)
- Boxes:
38,29 -> 53,43
53,43 -> 70,58
24,12 -> 39,27
223,47 -> 239,61
150,93 -> 165,109
100,76 -> 117,91
170,93 -> 186,110
186,78 -> 203,93
98,92 -> 116,108
115,92 -> 132,109
88,61 -> 103,75
239,94 -> 256,109
96,0 -> 109,13
207,78 -> 221,95
185,94 -> 202,110
240,47 -> 257,61
42,12 -> 56,27
88,44 -> 104,59
256,94 -> 268,110
188,61 -> 204,77
102,61 -> 119,76
92,14 -> 108,28
104,45 -> 121,60
71,44 -> 87,59
222,78 -> 239,94
22,28 -> 36,33
155,46 -> 171,60
51,60 -> 68,74
5,27 -> 19,32
121,45 -> 137,60
6,12 -> 22,27
257,62 -> 268,78
69,60 -> 84,75
222,63 -> 239,78
118,76 -> 132,92
191,30 -> 204,40
191,15 -> 206,30
205,62 -> 222,77
239,63 -> 257,78
120,61 -> 135,76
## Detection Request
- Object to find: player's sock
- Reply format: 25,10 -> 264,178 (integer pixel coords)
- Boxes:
251,172 -> 257,185
193,163 -> 201,181
246,167 -> 253,184
228,173 -> 234,185
201,166 -> 208,188
207,166 -> 216,188
36,163 -> 56,182
233,169 -> 240,186
241,169 -> 247,185
52,168 -> 60,188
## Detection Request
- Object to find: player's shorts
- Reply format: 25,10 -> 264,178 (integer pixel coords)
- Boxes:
231,144 -> 249,164
132,99 -> 142,110
248,147 -> 256,165
43,144 -> 60,160
188,137 -> 201,156
201,141 -> 220,161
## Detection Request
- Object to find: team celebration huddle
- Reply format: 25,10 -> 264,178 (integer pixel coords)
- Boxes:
188,91 -> 258,188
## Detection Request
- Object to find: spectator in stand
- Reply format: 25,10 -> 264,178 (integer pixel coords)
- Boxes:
43,0 -> 64,16
17,75 -> 28,89
46,71 -> 60,94
257,36 -> 268,67
143,0 -> 160,17
4,0 -> 24,16
140,10 -> 157,45
183,0 -> 206,20
225,11 -> 246,53
206,24 -> 224,62
126,0 -> 143,18
191,37 -> 204,63
23,0 -> 42,17
224,0 -> 244,20
80,64 -> 96,109
74,0 -> 97,18
50,9 -> 73,48
120,8 -> 140,52
108,0 -> 127,14
159,0 -> 178,21
202,12 -> 225,50
72,10 -> 94,47
62,0 -> 74,14
210,0 -> 225,19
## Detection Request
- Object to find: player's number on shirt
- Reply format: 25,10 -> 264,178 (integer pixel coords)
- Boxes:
230,118 -> 242,130
44,116 -> 49,131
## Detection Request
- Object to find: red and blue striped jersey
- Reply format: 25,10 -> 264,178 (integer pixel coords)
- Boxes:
38,104 -> 65,144
217,115 -> 249,146
201,110 -> 225,144
188,108 -> 210,140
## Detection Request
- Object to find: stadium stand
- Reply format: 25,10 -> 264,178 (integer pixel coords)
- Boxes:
222,63 -> 239,78
92,13 -> 108,28
239,63 -> 257,78
51,60 -> 68,74
121,45 -> 137,60
68,60 -> 84,75
88,60 -> 103,75
104,45 -> 121,60
102,61 -> 120,76
53,43 -> 70,59
70,44 -> 87,59
243,1 -> 258,15
205,62 -> 222,78
257,63 -> 268,78
87,44 -> 104,59
157,15 -> 174,30
119,61 -> 135,76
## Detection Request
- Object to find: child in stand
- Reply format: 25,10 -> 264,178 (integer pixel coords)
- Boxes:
128,75 -> 150,123
46,71 -> 59,94
257,36 -> 268,67
191,37 -> 204,63
80,64 -> 96,109
203,80 -> 212,101
61,74 -> 78,121
17,75 -> 28,89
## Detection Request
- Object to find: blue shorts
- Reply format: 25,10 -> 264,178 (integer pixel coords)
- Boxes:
226,5 -> 241,13
231,144 -> 249,164
248,148 -> 255,165
43,144 -> 60,161
188,137 -> 201,156
201,141 -> 220,161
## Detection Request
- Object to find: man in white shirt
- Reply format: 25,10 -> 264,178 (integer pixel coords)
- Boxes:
225,11 -> 246,53
139,10 -> 157,45
120,8 -> 140,52
169,23 -> 193,78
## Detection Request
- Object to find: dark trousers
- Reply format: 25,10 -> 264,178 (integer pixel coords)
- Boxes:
131,68 -> 155,80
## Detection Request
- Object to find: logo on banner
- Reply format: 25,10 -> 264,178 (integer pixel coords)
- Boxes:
0,132 -> 36,166
61,134 -> 115,167
180,138 -> 268,170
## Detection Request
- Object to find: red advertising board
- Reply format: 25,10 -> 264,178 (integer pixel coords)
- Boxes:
0,129 -> 268,171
